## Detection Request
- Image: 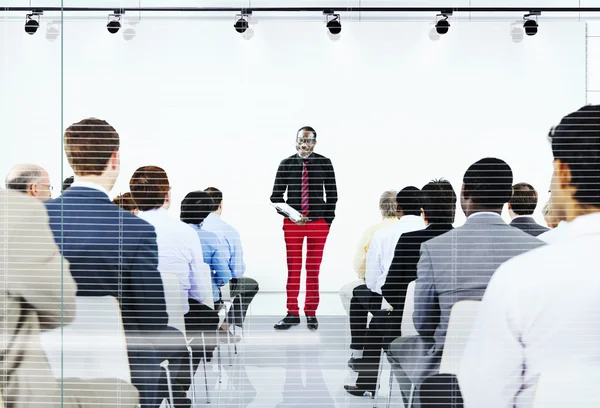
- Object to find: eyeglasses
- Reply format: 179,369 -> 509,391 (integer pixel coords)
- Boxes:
296,137 -> 316,145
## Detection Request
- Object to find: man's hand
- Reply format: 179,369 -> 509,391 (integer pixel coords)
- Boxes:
294,216 -> 309,226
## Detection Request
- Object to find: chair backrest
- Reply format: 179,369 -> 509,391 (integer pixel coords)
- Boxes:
161,272 -> 187,334
40,296 -> 131,383
533,363 -> 600,407
439,300 -> 481,375
401,280 -> 418,337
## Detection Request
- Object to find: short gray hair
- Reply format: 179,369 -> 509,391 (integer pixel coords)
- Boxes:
379,190 -> 398,217
5,165 -> 43,193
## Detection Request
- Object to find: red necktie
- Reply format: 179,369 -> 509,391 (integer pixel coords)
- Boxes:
301,160 -> 309,216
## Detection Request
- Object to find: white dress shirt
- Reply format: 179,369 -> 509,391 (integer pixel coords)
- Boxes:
365,214 -> 425,294
537,220 -> 569,244
137,208 -> 213,312
458,212 -> 600,408
352,217 -> 399,280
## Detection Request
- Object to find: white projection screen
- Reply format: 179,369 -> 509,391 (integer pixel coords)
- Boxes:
0,19 -> 586,298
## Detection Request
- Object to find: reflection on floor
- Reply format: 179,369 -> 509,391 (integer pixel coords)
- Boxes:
192,315 -> 405,407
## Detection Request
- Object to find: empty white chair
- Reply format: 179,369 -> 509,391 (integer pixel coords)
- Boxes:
533,363 -> 600,408
438,300 -> 481,375
40,296 -> 131,383
400,280 -> 418,337
161,271 -> 211,404
386,298 -> 480,408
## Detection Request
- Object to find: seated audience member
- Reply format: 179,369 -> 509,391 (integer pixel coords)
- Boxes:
202,187 -> 259,332
386,158 -> 545,408
180,191 -> 232,308
345,179 -> 457,397
348,187 -> 424,362
130,166 -> 214,315
1,189 -> 139,408
5,163 -> 53,201
339,190 -> 399,315
459,105 -> 600,408
44,118 -> 183,408
113,192 -> 139,214
62,175 -> 74,192
507,182 -> 549,236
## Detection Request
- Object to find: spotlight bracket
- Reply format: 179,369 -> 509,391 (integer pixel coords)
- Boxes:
240,8 -> 252,16
525,10 -> 542,17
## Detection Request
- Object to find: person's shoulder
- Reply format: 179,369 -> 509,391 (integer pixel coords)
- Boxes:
3,190 -> 47,217
398,227 -> 436,243
120,210 -> 156,235
312,152 -> 333,163
280,154 -> 297,165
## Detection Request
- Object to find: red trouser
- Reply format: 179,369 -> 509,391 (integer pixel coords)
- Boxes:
283,218 -> 330,317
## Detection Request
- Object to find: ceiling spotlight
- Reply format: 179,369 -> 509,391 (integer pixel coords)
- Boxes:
435,11 -> 452,35
107,9 -> 124,34
523,11 -> 540,36
46,22 -> 60,41
324,10 -> 341,35
234,10 -> 252,34
25,10 -> 43,35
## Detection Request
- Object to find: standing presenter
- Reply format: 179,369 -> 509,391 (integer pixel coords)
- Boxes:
270,126 -> 338,331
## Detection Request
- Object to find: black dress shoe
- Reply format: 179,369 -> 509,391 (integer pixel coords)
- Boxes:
307,316 -> 318,330
274,314 -> 300,330
344,385 -> 374,398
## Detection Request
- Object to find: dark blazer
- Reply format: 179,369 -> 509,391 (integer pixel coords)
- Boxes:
44,187 -> 169,333
382,224 -> 454,312
270,152 -> 338,225
510,216 -> 550,237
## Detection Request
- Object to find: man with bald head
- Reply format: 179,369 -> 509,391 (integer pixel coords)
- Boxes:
5,163 -> 53,201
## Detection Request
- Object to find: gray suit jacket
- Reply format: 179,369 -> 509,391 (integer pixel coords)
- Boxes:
413,213 -> 546,352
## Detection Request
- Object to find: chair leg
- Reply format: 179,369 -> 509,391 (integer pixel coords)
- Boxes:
374,348 -> 385,397
386,369 -> 393,408
160,360 -> 175,408
201,333 -> 210,404
407,383 -> 415,408
186,343 -> 196,407
216,330 -> 223,384
225,305 -> 233,366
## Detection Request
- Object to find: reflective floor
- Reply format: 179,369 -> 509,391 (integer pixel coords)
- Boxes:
192,314 -> 406,408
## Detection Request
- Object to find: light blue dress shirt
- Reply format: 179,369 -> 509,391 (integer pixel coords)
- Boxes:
191,224 -> 232,301
201,213 -> 246,279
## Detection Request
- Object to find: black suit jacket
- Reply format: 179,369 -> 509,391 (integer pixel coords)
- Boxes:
270,152 -> 338,225
381,224 -> 454,312
45,187 -> 169,334
510,216 -> 549,237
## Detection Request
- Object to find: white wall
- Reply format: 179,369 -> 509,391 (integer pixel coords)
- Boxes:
0,10 -> 587,297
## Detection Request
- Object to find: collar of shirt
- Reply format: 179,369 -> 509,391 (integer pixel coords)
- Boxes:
296,153 -> 313,162
468,211 -> 501,219
561,212 -> 600,238
205,212 -> 221,223
512,215 -> 534,221
138,207 -> 167,219
70,180 -> 110,198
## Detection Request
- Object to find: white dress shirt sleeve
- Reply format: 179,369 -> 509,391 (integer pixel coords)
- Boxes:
365,232 -> 383,292
186,228 -> 215,309
458,264 -> 525,408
